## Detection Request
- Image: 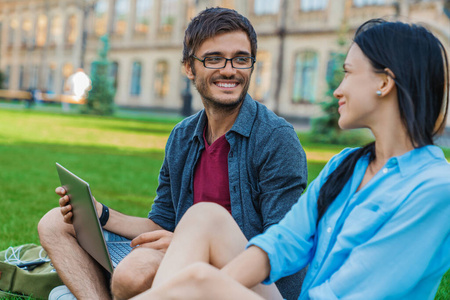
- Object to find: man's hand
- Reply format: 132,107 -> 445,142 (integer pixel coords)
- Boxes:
56,186 -> 102,224
56,187 -> 73,224
130,230 -> 173,253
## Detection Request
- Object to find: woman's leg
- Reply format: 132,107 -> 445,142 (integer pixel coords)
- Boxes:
152,202 -> 246,286
150,202 -> 282,299
132,262 -> 264,300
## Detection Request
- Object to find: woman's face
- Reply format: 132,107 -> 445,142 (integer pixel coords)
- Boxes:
334,43 -> 383,130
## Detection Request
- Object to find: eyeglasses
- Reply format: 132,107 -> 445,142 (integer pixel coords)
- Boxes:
192,55 -> 256,69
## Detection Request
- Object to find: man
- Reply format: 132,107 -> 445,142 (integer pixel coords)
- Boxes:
38,7 -> 307,300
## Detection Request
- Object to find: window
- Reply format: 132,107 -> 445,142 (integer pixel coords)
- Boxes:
8,19 -> 18,47
135,0 -> 153,34
3,66 -> 11,89
114,0 -> 129,35
29,65 -> 39,89
254,0 -> 280,15
154,60 -> 169,98
220,0 -> 235,9
109,61 -> 119,90
300,0 -> 328,11
22,19 -> 33,47
94,0 -> 108,36
50,16 -> 62,45
19,66 -> 25,90
249,51 -> 271,102
47,63 -> 57,92
65,15 -> 78,45
353,0 -> 385,7
160,0 -> 177,30
36,15 -> 48,47
130,61 -> 142,96
292,51 -> 318,103
62,62 -> 74,93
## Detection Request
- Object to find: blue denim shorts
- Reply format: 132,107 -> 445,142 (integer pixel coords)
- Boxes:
102,229 -> 132,243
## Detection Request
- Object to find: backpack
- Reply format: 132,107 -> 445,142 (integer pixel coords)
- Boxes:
0,244 -> 63,299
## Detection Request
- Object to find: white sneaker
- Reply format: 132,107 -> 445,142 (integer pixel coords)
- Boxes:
48,285 -> 77,300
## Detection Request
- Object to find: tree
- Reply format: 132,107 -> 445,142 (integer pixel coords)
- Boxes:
309,49 -> 345,143
309,28 -> 370,145
83,35 -> 115,115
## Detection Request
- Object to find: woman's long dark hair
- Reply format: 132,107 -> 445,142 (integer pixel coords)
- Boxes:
316,19 -> 449,224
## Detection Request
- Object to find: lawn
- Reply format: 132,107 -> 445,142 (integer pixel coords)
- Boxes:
0,106 -> 448,299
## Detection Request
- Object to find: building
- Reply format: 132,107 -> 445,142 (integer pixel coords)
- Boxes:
0,0 -> 449,125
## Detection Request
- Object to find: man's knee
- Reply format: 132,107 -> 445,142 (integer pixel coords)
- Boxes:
111,248 -> 164,299
38,208 -> 66,245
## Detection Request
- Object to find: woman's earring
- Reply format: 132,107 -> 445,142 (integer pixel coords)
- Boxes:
376,90 -> 382,96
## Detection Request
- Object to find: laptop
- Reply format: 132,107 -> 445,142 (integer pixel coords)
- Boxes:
55,162 -> 133,273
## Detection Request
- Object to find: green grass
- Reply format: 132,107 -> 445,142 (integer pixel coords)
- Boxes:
0,106 -> 448,299
0,109 -> 177,250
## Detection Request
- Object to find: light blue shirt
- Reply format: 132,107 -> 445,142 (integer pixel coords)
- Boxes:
248,145 -> 450,300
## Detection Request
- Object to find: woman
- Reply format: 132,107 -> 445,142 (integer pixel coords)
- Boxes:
133,19 -> 450,300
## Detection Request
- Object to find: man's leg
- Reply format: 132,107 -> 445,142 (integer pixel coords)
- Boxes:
38,208 -> 111,299
111,247 -> 164,299
151,202 -> 282,299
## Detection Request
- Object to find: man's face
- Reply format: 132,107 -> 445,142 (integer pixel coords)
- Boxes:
185,31 -> 253,110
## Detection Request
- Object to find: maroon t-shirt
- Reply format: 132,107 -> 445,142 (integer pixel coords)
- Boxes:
193,130 -> 231,213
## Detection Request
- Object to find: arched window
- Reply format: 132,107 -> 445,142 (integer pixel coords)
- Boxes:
292,51 -> 318,103
154,60 -> 169,98
114,0 -> 129,35
94,0 -> 108,36
254,0 -> 280,15
300,0 -> 328,11
135,0 -> 153,34
159,0 -> 177,31
22,18 -> 33,48
353,0 -> 385,7
130,61 -> 142,96
249,51 -> 271,102
36,15 -> 48,47
219,0 -> 235,9
50,16 -> 62,46
8,19 -> 18,47
65,15 -> 78,45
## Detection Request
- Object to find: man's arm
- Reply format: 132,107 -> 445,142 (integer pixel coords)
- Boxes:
56,186 -> 164,240
101,204 -> 164,239
146,131 -> 178,232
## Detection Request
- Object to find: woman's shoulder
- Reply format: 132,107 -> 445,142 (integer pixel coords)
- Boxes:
314,147 -> 362,180
328,147 -> 361,166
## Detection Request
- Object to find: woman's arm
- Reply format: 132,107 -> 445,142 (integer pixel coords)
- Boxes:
221,246 -> 271,288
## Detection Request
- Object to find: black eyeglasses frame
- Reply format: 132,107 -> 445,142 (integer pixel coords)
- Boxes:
191,55 -> 256,69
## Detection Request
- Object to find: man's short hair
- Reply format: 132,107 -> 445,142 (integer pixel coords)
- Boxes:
182,7 -> 257,67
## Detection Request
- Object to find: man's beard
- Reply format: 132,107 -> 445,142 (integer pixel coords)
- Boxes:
193,74 -> 250,112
